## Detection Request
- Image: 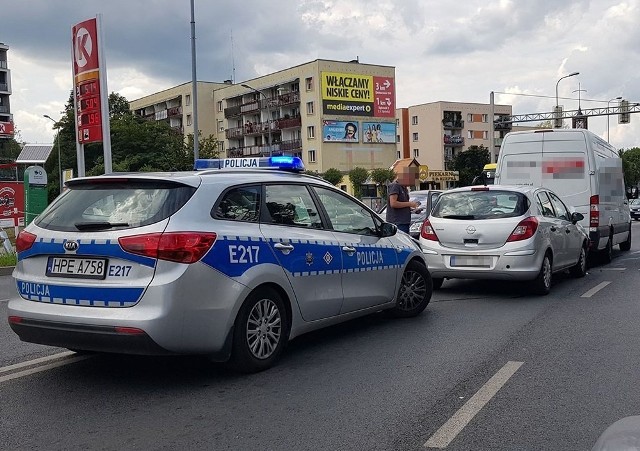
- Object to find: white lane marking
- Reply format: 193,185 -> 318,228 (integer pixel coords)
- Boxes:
600,268 -> 626,271
581,281 -> 611,298
0,298 -> 8,303
0,351 -> 77,375
0,355 -> 89,384
424,361 -> 524,449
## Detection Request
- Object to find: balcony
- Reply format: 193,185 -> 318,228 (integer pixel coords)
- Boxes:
167,106 -> 182,117
443,135 -> 464,146
0,61 -> 7,69
494,137 -> 504,148
0,106 -> 8,113
224,104 -> 242,118
494,118 -> 512,131
0,83 -> 8,92
277,116 -> 301,129
227,139 -> 301,158
442,119 -> 464,130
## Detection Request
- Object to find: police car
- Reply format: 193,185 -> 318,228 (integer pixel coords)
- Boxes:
8,157 -> 432,372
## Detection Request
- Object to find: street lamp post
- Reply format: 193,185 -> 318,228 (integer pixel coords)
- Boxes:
555,72 -> 580,128
607,96 -> 622,143
43,114 -> 62,194
241,84 -> 272,156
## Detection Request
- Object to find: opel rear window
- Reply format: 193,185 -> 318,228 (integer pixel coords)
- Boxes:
35,181 -> 196,232
431,190 -> 529,220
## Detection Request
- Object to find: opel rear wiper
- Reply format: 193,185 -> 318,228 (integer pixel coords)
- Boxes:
441,215 -> 475,220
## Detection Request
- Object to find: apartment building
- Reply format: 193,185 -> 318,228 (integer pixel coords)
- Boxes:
396,101 -> 513,188
130,59 -> 397,175
0,43 -> 14,139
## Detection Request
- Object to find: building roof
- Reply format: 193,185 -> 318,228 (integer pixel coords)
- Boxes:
16,144 -> 54,164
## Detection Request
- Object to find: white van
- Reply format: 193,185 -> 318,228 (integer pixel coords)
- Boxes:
495,129 -> 631,262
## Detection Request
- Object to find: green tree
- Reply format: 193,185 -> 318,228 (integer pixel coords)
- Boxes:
348,166 -> 369,199
453,145 -> 490,186
186,132 -> 221,161
620,147 -> 640,188
370,167 -> 396,198
109,92 -> 133,119
321,167 -> 343,186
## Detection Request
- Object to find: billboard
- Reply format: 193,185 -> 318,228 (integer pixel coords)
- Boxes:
362,122 -> 396,144
322,120 -> 359,142
321,72 -> 395,118
72,18 -> 103,145
0,182 -> 24,227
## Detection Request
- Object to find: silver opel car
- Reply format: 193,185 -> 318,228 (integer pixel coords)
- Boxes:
8,157 -> 432,372
419,185 -> 588,294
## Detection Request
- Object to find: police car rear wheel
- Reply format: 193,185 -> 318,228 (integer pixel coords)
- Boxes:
389,260 -> 432,318
231,287 -> 288,373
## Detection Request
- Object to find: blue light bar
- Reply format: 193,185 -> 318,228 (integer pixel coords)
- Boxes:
194,156 -> 305,172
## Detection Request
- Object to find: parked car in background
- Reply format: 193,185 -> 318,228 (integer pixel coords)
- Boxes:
419,185 -> 589,294
379,189 -> 442,239
630,198 -> 640,220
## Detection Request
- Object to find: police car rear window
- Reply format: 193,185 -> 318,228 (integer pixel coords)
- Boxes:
34,181 -> 196,232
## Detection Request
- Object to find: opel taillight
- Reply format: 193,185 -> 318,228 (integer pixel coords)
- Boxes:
507,217 -> 539,242
119,232 -> 217,264
420,219 -> 439,241
16,230 -> 37,253
590,195 -> 599,227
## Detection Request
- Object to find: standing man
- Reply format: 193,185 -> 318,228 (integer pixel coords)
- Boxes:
386,166 -> 420,233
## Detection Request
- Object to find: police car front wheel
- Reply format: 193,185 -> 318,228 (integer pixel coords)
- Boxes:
389,260 -> 432,318
230,287 -> 289,373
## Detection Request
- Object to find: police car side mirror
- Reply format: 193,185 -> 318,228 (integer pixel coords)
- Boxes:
380,222 -> 397,237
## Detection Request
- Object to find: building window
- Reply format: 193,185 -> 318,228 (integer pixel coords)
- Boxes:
483,130 -> 488,139
413,149 -> 419,158
217,101 -> 223,112
412,132 -> 418,141
340,185 -> 347,192
185,94 -> 191,106
308,149 -> 316,163
396,135 -> 400,142
467,130 -> 473,139
218,141 -> 224,151
411,116 -> 418,125
218,120 -> 224,132
467,113 -> 472,122
482,114 -> 488,122
396,151 -> 401,159
305,77 -> 313,90
187,114 -> 192,126
396,118 -> 400,126
307,126 -> 315,139
306,101 -> 314,115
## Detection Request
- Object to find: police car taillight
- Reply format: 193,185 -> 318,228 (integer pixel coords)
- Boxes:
119,232 -> 217,264
194,156 -> 304,172
16,230 -> 37,253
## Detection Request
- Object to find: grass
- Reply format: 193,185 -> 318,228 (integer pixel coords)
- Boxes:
0,252 -> 17,267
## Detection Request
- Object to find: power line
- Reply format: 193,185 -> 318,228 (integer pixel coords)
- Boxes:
493,91 -> 626,105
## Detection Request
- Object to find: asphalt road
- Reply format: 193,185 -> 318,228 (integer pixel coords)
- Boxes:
2,224 -> 640,450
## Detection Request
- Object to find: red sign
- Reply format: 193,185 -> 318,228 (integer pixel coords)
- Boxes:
0,182 -> 24,226
72,18 -> 103,144
373,76 -> 395,118
72,18 -> 99,77
0,121 -> 14,137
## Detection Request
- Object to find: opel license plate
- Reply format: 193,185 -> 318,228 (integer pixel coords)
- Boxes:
46,256 -> 108,279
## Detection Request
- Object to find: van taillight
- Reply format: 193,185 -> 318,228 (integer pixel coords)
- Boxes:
507,217 -> 539,242
420,219 -> 439,241
16,231 -> 37,253
119,232 -> 217,264
590,195 -> 599,227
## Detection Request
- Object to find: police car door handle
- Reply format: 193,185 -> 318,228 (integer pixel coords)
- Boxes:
274,242 -> 294,254
342,246 -> 356,255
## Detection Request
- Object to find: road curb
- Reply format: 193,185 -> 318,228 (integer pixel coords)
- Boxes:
0,266 -> 14,276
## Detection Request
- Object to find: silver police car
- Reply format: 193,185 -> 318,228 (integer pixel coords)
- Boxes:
8,157 -> 432,372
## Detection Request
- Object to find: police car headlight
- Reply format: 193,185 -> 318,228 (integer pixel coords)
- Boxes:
410,222 -> 421,233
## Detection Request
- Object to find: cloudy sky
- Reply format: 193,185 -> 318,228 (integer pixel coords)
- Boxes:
3,0 -> 640,149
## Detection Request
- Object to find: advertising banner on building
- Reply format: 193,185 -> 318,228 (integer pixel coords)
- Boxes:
322,120 -> 359,142
0,121 -> 14,137
362,121 -> 396,143
321,72 -> 395,118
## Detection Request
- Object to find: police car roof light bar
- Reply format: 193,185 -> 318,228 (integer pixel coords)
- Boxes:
194,156 -> 305,172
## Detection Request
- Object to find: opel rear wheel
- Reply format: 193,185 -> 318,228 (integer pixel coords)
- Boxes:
569,245 -> 587,278
531,253 -> 552,295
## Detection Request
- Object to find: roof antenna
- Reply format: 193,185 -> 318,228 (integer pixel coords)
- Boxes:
230,29 -> 236,83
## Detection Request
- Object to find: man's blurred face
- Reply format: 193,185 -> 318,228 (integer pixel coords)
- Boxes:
398,167 -> 418,186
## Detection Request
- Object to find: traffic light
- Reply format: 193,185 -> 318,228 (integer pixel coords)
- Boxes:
554,105 -> 563,128
619,100 -> 630,124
